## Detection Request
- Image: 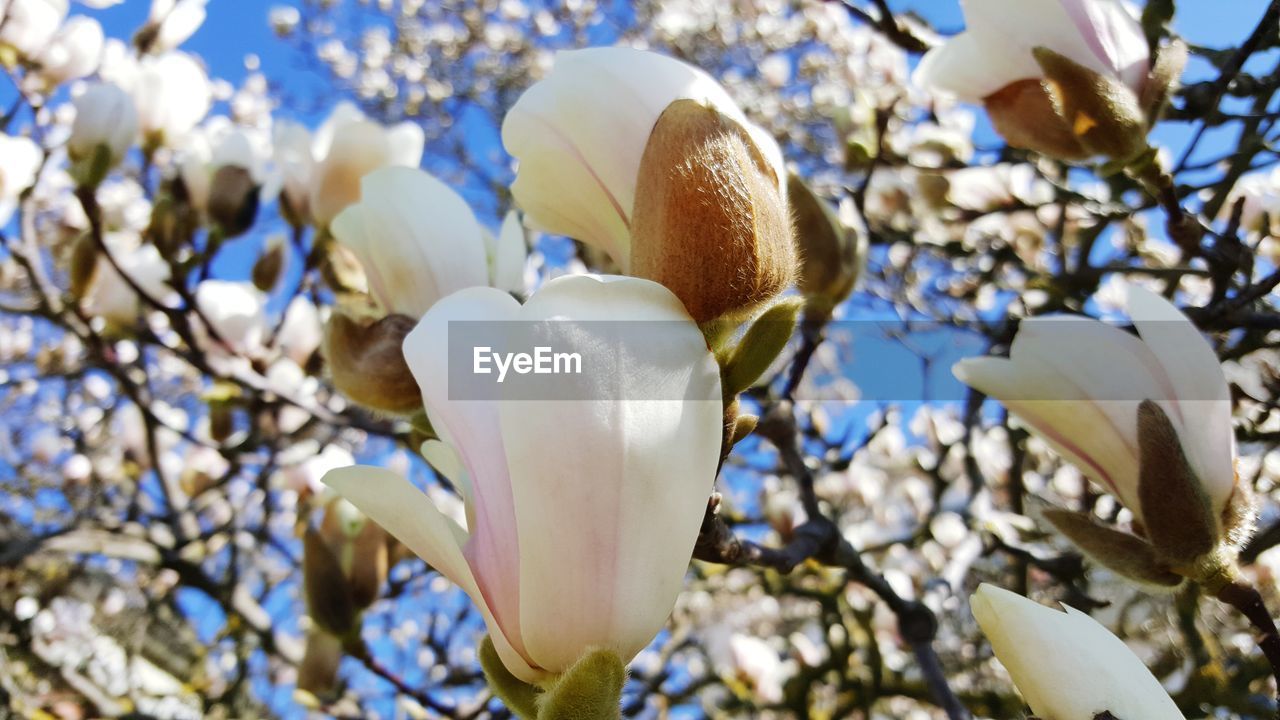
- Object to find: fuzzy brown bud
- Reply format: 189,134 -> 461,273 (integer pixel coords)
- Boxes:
631,99 -> 797,324
323,310 -> 422,415
207,165 -> 260,238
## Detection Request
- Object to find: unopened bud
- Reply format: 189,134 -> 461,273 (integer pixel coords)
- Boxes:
68,232 -> 100,301
323,310 -> 422,415
252,235 -> 287,292
787,175 -> 866,317
68,83 -> 138,188
302,526 -> 357,635
145,187 -> 199,256
983,79 -> 1090,161
631,99 -> 797,324
296,631 -> 343,702
1139,40 -> 1188,124
207,165 -> 260,238
1031,47 -> 1148,162
317,239 -> 369,296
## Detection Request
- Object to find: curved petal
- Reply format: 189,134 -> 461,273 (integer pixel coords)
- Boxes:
1127,287 -> 1235,513
331,167 -> 489,317
310,120 -> 395,227
321,465 -> 540,682
385,122 -> 424,168
972,584 -> 1184,720
490,210 -> 529,295
502,47 -> 745,265
501,275 -> 722,671
914,30 -> 1032,102
404,287 -> 529,664
1059,0 -> 1149,91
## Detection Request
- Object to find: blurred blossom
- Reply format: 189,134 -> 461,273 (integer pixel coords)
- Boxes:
276,295 -> 323,366
268,5 -> 300,36
68,82 -> 138,176
331,166 -> 489,317
142,0 -> 206,53
308,101 -> 424,227
131,51 -> 212,146
0,0 -> 67,57
35,15 -> 103,86
194,279 -> 266,356
0,133 -> 42,225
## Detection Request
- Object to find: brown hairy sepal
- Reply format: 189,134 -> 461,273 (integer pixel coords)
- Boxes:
631,99 -> 797,324
323,307 -> 423,415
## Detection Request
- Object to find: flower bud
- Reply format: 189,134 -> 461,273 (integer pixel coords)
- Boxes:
787,174 -> 866,317
972,583 -> 1186,720
252,234 -> 287,292
131,51 -> 210,147
68,83 -> 138,187
135,0 -> 205,54
322,309 -> 422,415
0,0 -> 66,59
36,15 -> 103,87
206,164 -> 259,237
631,100 -> 796,324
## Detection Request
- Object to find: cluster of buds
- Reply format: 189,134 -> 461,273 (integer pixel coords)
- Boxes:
954,287 -> 1255,590
915,0 -> 1185,165
297,498 -> 395,701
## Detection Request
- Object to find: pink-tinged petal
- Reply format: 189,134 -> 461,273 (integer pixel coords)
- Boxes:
1127,287 -> 1235,513
500,275 -> 722,672
420,438 -> 475,532
309,120 -> 397,227
321,465 -> 541,682
1059,0 -> 1149,91
403,287 -> 530,664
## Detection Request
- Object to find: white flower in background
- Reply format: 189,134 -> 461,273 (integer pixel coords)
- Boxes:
972,584 -> 1185,719
178,118 -> 268,216
502,46 -> 784,269
307,101 -> 424,228
0,0 -> 67,57
0,133 -> 41,225
142,0 -> 206,52
483,210 -> 529,295
68,82 -> 138,170
1219,168 -> 1280,237
324,274 -> 722,682
271,118 -> 314,224
330,166 -> 488,318
953,285 -> 1236,526
131,51 -> 211,146
281,443 -> 354,497
915,0 -> 1149,104
727,635 -> 789,704
193,279 -> 266,356
82,235 -> 172,325
35,15 -> 103,86
275,295 -> 323,366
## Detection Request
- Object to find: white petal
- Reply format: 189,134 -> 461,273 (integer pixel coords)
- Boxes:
490,210 -> 528,294
502,274 -> 722,671
913,30 -> 1031,102
331,167 -> 489,317
1127,286 -> 1235,513
384,122 -> 424,168
321,465 -> 540,682
1059,0 -> 1149,91
972,584 -> 1184,719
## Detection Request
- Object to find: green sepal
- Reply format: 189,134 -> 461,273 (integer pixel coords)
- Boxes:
719,297 -> 802,396
479,636 -> 539,720
535,647 -> 626,720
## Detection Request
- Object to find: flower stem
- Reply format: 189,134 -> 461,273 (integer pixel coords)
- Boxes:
1216,579 -> 1280,718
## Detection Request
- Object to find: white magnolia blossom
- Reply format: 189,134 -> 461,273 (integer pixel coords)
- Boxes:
305,102 -> 424,227
82,236 -> 172,325
145,0 -> 206,52
0,133 -> 42,225
68,82 -> 139,168
178,118 -> 270,214
36,15 -> 103,86
330,166 -> 488,318
325,274 -> 722,682
972,584 -> 1185,719
0,0 -> 67,57
953,285 -> 1237,521
501,46 -> 786,269
193,279 -> 266,356
915,0 -> 1149,102
275,295 -> 323,366
131,51 -> 212,145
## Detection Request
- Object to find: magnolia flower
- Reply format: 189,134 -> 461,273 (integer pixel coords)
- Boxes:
82,236 -> 172,325
324,274 -> 722,682
178,119 -> 268,235
276,295 -> 323,366
972,584 -> 1185,719
132,51 -> 211,146
194,279 -> 266,356
331,166 -> 488,318
915,0 -> 1176,161
0,0 -> 67,57
141,0 -> 206,53
0,133 -> 41,226
308,102 -> 424,228
271,119 -> 315,225
502,47 -> 794,323
68,82 -> 138,172
36,15 -> 103,86
954,286 -> 1234,525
